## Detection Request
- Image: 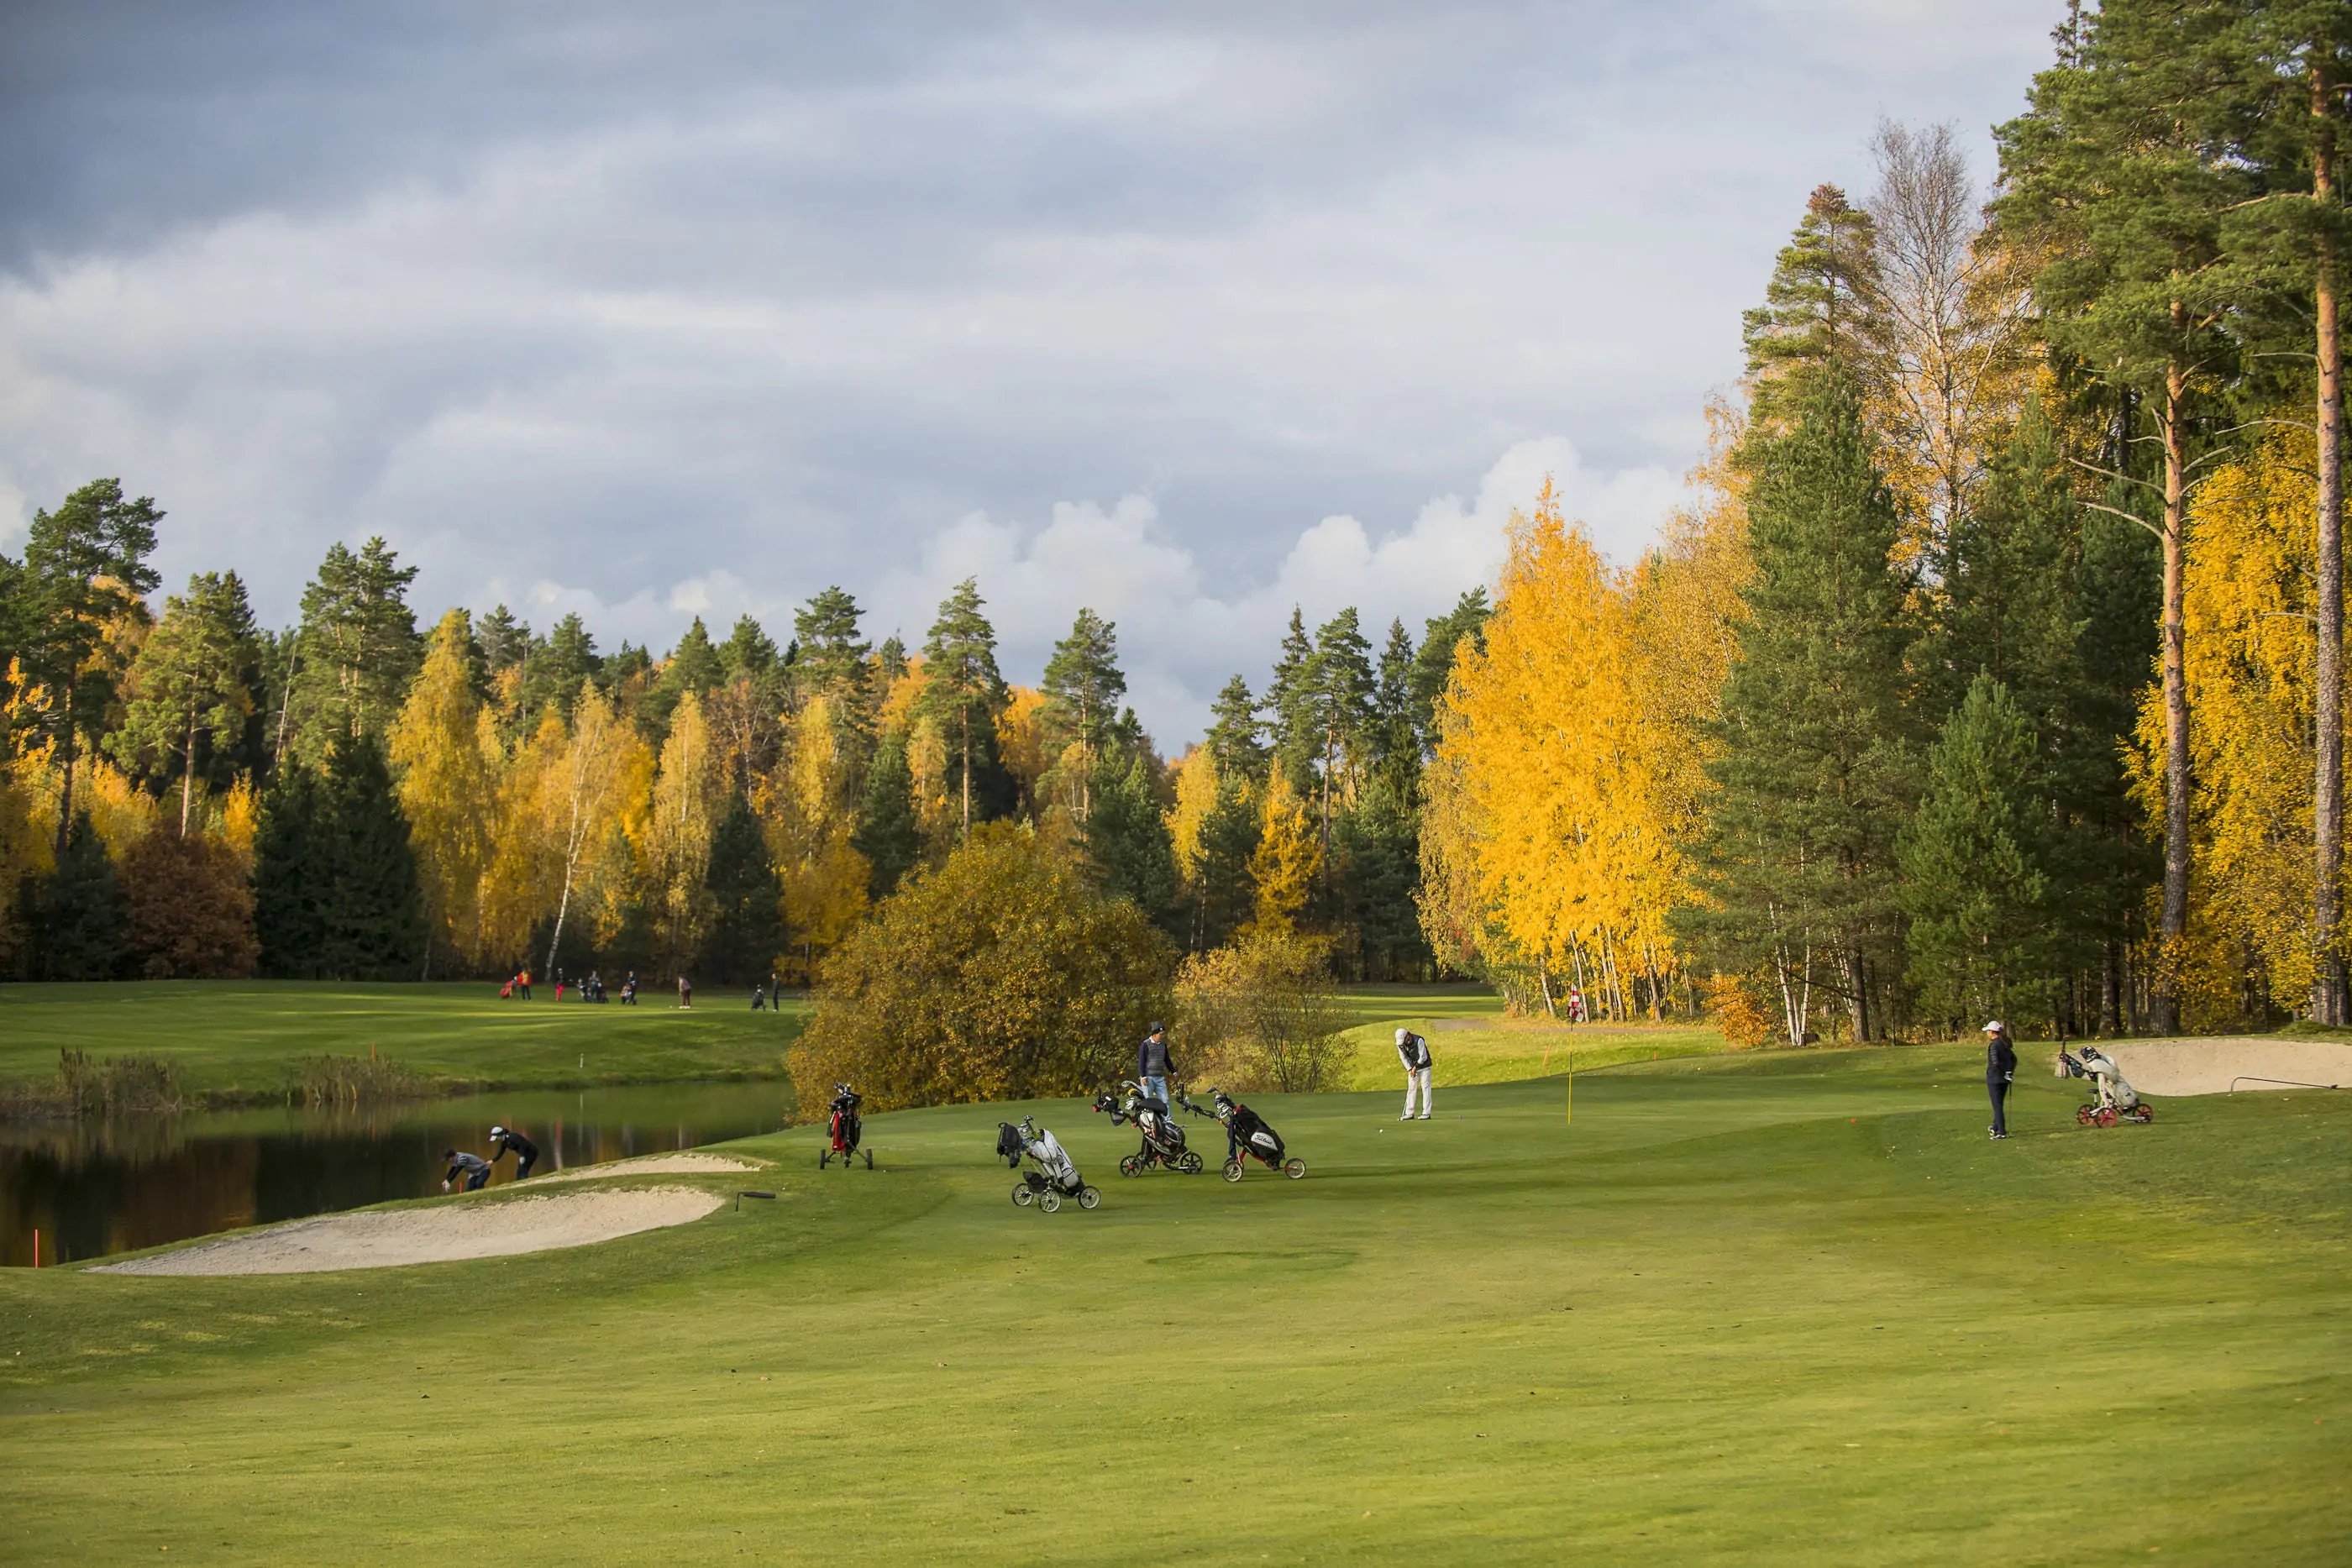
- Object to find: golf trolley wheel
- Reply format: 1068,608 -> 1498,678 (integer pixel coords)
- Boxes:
1284,1158 -> 1306,1180
1119,1154 -> 1142,1177
2134,1104 -> 2155,1124
2096,1106 -> 2118,1129
864,1150 -> 874,1169
1179,1151 -> 1204,1174
819,1151 -> 831,1167
2076,1105 -> 2094,1126
1013,1183 -> 1035,1206
1040,1190 -> 1062,1214
1078,1186 -> 1100,1209
1222,1158 -> 1245,1183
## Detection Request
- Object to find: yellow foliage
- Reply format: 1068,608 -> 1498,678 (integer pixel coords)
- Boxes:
1244,770 -> 1319,936
769,692 -> 872,983
82,759 -> 160,859
1166,745 -> 1218,886
645,690 -> 722,973
391,611 -> 499,970
995,686 -> 1050,807
2135,433 -> 2337,1025
213,777 -> 260,872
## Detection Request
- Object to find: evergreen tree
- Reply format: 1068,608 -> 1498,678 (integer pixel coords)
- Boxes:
314,737 -> 427,980
1688,369 -> 1919,1042
1995,1 -> 2253,1030
719,615 -> 780,684
642,616 -> 723,741
475,605 -> 531,677
1307,606 -> 1376,851
793,587 -> 872,716
1042,608 -> 1126,820
1082,749 -> 1179,931
918,578 -> 1011,836
36,811 -> 126,980
1897,675 -> 2056,1025
1205,675 -> 1268,782
1740,184 -> 1883,429
1263,608 -> 1320,795
21,478 -> 163,849
286,538 -> 423,765
252,761 -> 325,976
518,612 -> 601,721
1410,589 -> 1491,755
1190,778 -> 1262,951
852,731 -> 922,901
108,570 -> 262,836
1370,617 -> 1418,789
1332,774 -> 1427,981
701,794 -> 785,982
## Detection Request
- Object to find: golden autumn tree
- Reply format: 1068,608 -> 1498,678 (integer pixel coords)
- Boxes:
2136,433 -> 2340,1025
770,691 -> 871,983
1244,770 -> 1319,936
389,611 -> 497,972
644,688 -> 722,977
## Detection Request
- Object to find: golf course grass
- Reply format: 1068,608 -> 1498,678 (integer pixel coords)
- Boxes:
0,981 -> 806,1101
4,1042 -> 2346,1563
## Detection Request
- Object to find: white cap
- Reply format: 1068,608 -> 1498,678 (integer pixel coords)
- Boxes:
490,1125 -> 505,1136
1982,1021 -> 2003,1034
1395,1028 -> 1410,1045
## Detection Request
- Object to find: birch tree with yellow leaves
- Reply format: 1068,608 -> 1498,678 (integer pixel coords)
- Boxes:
389,611 -> 497,973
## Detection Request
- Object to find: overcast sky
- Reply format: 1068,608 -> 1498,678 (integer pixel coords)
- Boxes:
0,1 -> 2060,742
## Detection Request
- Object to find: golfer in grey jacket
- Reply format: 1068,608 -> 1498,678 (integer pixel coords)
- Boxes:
1396,1028 -> 1433,1120
1137,1023 -> 1176,1112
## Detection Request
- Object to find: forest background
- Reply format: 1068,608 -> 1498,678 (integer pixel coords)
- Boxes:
3,0 -> 2349,1099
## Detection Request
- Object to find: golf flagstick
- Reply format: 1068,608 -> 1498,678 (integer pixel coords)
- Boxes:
1566,1050 -> 1572,1125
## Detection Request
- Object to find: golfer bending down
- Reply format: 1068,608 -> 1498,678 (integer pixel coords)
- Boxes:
1396,1028 -> 1433,1120
443,1149 -> 492,1192
489,1124 -> 538,1180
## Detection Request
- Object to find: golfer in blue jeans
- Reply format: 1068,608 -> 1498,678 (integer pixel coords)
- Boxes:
1137,1023 -> 1176,1112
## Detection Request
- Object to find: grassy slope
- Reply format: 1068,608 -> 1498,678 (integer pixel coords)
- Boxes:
0,981 -> 806,1099
3,1048 -> 2346,1565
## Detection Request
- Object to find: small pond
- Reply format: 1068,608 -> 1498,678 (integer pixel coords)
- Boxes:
0,1080 -> 795,1266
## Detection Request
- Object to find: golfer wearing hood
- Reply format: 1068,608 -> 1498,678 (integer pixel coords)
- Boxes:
1396,1027 -> 1433,1120
1983,1020 -> 2019,1140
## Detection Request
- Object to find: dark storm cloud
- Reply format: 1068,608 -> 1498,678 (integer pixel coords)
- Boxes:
0,0 -> 2055,738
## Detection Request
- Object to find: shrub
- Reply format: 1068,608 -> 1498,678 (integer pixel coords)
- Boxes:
122,827 -> 259,978
791,824 -> 1174,1111
1174,930 -> 1346,1093
1701,972 -> 1783,1050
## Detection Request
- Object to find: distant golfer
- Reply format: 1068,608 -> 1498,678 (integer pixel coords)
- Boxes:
1137,1022 -> 1176,1111
488,1125 -> 538,1180
443,1149 -> 492,1193
1984,1020 -> 2018,1141
1397,1027 -> 1433,1120
677,974 -> 694,1009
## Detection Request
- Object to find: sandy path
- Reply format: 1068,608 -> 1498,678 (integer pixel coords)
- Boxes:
94,1188 -> 725,1276
2071,1038 -> 2352,1097
533,1152 -> 769,1183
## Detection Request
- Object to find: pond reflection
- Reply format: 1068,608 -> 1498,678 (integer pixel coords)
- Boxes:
0,1080 -> 794,1266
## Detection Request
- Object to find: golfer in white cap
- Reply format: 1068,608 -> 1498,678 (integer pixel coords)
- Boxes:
1982,1020 -> 2018,1140
1395,1027 -> 1433,1120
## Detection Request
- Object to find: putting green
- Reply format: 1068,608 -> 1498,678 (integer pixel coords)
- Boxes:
3,1047 -> 2347,1564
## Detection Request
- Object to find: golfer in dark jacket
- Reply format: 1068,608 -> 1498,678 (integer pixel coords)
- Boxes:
1137,1023 -> 1176,1112
1983,1020 -> 2019,1140
488,1125 -> 538,1179
1397,1028 -> 1434,1120
443,1150 -> 492,1192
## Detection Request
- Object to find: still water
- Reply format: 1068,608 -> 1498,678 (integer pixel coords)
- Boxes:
0,1080 -> 795,1266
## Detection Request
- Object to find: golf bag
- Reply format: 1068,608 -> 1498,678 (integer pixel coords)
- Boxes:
1092,1081 -> 1203,1176
1181,1088 -> 1305,1183
821,1083 -> 873,1167
998,1117 -> 1100,1212
2058,1047 -> 2152,1126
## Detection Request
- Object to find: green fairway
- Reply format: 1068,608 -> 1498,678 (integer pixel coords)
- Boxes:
4,1047 -> 2346,1565
0,982 -> 806,1102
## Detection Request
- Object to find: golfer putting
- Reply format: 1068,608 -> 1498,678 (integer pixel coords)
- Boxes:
1396,1027 -> 1433,1120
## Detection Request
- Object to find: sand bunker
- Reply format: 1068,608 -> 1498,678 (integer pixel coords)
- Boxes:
2079,1038 -> 2352,1098
95,1188 -> 724,1276
534,1152 -> 769,1184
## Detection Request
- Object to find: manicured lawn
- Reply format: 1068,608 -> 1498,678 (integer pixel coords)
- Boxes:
3,1047 -> 2345,1564
0,981 -> 806,1100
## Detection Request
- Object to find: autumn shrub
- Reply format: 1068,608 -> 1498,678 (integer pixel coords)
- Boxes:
1700,972 -> 1782,1050
790,824 -> 1174,1112
121,826 -> 260,978
1173,930 -> 1347,1093
287,1054 -> 430,1106
55,1047 -> 185,1115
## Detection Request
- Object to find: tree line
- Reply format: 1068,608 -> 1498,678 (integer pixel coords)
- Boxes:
1424,1 -> 2352,1041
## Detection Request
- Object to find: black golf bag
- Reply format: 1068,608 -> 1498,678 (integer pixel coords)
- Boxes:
1092,1081 -> 1203,1176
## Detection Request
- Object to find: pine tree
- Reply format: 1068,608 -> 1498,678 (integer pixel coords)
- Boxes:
315,736 -> 427,980
1897,675 -> 2056,1025
719,615 -> 780,684
1081,749 -> 1179,930
1410,590 -> 1490,755
1191,777 -> 1262,951
1689,369 -> 1919,1042
918,578 -> 1010,837
285,538 -> 423,765
1205,675 -> 1268,782
1307,607 -> 1376,854
1369,618 -> 1418,790
1995,1 -> 2252,1030
852,731 -> 922,900
792,588 -> 872,717
36,811 -> 126,980
1042,608 -> 1126,821
108,570 -> 261,836
701,794 -> 785,983
519,612 -> 601,721
475,606 -> 531,678
252,761 -> 325,976
642,616 -> 723,742
1741,184 -> 1884,430
1263,608 -> 1320,796
21,478 -> 163,849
